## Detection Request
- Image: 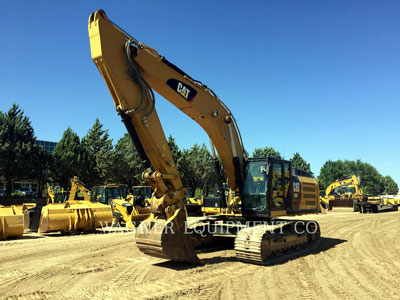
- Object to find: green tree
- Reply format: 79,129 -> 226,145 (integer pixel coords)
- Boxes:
252,146 -> 281,159
182,144 -> 216,195
290,152 -> 312,174
344,160 -> 383,194
167,135 -> 181,163
29,146 -> 50,197
381,176 -> 398,195
49,127 -> 83,189
318,159 -> 385,194
0,104 -> 38,196
81,118 -> 113,187
318,160 -> 351,192
106,133 -> 144,187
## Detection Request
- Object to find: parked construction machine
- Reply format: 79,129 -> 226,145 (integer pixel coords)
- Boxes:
321,175 -> 397,213
320,175 -> 364,211
88,10 -> 321,264
36,177 -> 113,233
91,184 -> 151,227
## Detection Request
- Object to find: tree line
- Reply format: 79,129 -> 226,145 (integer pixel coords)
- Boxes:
0,104 -> 398,196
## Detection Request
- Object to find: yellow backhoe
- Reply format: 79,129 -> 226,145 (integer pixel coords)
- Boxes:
89,10 -> 321,264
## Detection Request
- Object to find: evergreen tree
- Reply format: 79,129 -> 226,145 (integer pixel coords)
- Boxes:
382,176 -> 399,195
290,152 -> 312,174
49,127 -> 83,189
167,135 -> 181,165
182,144 -> 216,195
318,159 -> 385,194
252,146 -> 281,159
81,118 -> 113,187
29,146 -> 49,197
318,160 -> 351,191
0,104 -> 38,195
106,133 -> 144,187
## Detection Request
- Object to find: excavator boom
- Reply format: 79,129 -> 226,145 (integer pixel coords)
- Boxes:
89,10 -> 246,263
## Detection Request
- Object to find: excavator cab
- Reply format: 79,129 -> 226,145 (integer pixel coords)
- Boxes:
241,157 -> 315,218
241,158 -> 274,218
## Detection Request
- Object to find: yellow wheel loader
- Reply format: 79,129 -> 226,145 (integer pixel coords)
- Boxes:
201,183 -> 241,216
34,177 -> 113,234
91,184 -> 151,228
89,10 -> 321,265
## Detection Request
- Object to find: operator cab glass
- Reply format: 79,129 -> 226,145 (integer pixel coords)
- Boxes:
343,187 -> 356,194
241,158 -> 293,218
241,160 -> 268,216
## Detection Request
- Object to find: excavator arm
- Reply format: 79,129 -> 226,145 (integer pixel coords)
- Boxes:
324,175 -> 360,197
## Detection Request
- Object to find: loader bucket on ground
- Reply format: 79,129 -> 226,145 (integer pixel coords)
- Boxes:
135,208 -> 201,264
38,201 -> 112,233
0,205 -> 25,240
13,204 -> 36,230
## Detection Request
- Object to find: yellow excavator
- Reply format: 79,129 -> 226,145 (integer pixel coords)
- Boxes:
320,175 -> 364,211
321,175 -> 398,213
36,177 -> 113,233
89,10 -> 321,264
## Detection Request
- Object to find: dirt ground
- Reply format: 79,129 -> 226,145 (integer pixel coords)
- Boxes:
1,211 -> 399,300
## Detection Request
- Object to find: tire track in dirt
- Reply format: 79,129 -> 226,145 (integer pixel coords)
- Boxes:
0,212 -> 399,300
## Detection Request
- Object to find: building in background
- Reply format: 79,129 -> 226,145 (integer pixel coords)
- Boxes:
36,140 -> 57,154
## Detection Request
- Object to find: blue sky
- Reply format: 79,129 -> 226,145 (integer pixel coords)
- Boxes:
1,1 -> 399,185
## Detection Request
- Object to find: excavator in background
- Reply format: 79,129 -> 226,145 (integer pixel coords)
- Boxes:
35,177 -> 113,233
89,10 -> 321,265
321,175 -> 398,213
320,175 -> 364,211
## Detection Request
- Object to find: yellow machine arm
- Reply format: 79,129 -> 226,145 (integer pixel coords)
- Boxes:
68,177 -> 91,201
89,10 -> 245,215
324,175 -> 361,197
89,10 -> 246,262
47,185 -> 55,204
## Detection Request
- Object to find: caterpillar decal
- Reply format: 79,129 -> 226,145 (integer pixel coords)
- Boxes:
166,79 -> 197,102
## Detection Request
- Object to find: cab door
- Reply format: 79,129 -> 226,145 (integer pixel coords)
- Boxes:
270,161 -> 284,211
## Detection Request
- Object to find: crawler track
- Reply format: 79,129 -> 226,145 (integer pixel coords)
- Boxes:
235,220 -> 320,264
